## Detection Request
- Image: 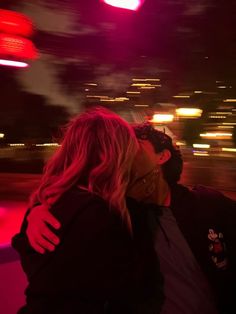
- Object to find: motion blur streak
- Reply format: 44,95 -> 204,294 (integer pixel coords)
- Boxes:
0,59 -> 28,67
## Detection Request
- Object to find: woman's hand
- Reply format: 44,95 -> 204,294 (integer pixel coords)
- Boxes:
26,204 -> 61,254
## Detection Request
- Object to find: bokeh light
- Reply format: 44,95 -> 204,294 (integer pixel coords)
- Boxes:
102,0 -> 145,11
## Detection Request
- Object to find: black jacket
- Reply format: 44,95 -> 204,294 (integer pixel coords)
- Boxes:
12,187 -> 164,314
127,184 -> 236,314
170,184 -> 236,314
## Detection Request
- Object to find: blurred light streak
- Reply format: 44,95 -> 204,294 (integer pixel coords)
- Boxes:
193,144 -> 210,149
86,95 -> 109,98
218,86 -> 227,89
150,114 -> 174,123
134,104 -> 149,107
100,99 -> 115,102
194,91 -> 203,94
116,97 -> 129,100
139,86 -> 156,89
145,84 -> 161,87
173,95 -> 190,98
209,115 -> 226,119
132,78 -> 147,81
200,132 -> 232,139
0,59 -> 28,67
176,141 -> 186,146
223,122 -> 236,125
224,99 -> 236,102
100,97 -> 129,102
0,133 -> 4,138
132,83 -> 153,87
102,0 -> 145,11
9,143 -> 25,146
222,148 -> 236,153
215,112 -> 232,115
131,83 -> 161,87
126,91 -> 141,94
35,143 -> 60,147
218,126 -> 234,129
84,83 -> 97,86
144,79 -> 160,82
132,78 -> 160,82
193,151 -> 209,157
176,108 -> 202,118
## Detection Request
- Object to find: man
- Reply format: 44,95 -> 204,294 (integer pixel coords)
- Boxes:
20,123 -> 236,314
131,123 -> 236,314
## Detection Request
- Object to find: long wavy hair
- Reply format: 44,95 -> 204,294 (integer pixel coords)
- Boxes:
30,108 -> 139,220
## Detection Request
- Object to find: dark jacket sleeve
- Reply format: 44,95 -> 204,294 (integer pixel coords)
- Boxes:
192,185 -> 236,314
170,184 -> 236,314
12,190 -> 163,313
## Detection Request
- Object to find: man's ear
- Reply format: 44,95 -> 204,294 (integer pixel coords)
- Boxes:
157,149 -> 171,165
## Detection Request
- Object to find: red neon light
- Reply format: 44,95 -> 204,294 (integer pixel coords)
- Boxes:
0,9 -> 33,37
0,59 -> 28,68
0,34 -> 38,60
102,0 -> 144,11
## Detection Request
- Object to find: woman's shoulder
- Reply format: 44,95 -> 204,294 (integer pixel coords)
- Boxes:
51,187 -> 120,226
56,186 -> 110,211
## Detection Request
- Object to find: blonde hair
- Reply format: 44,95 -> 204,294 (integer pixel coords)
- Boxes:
30,108 -> 138,221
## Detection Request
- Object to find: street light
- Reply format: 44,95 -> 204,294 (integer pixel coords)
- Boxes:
102,0 -> 145,11
0,9 -> 38,68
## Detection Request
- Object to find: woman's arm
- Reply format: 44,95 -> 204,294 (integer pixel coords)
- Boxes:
12,190 -> 163,313
25,204 -> 61,253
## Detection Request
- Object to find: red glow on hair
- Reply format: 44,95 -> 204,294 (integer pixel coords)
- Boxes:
0,34 -> 38,60
102,0 -> 144,11
0,9 -> 33,37
0,59 -> 28,68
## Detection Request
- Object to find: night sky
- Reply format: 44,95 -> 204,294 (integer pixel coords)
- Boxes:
1,0 -> 236,110
33,0 -> 236,82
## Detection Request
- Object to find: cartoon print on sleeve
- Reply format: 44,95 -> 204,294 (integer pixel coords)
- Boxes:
208,229 -> 228,270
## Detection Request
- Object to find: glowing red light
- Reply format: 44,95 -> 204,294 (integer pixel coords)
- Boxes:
0,34 -> 38,60
0,59 -> 28,68
0,9 -> 33,37
102,0 -> 144,11
0,9 -> 38,67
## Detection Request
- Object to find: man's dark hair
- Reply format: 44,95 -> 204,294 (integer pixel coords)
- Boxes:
133,123 -> 183,185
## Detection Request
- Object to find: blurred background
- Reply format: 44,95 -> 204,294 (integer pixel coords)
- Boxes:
0,1 -> 236,241
0,4 -> 236,313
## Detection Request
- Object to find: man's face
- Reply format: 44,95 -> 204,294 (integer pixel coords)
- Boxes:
131,140 -> 158,178
126,139 -> 170,204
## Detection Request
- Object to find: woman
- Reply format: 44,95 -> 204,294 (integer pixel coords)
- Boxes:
12,108 -> 163,314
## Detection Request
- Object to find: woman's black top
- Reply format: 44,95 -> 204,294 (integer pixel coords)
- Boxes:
12,187 -> 164,314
